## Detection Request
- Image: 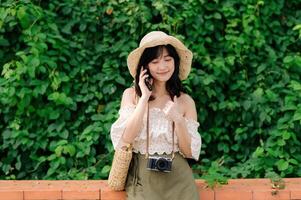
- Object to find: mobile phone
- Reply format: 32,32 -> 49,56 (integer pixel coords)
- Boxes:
144,67 -> 152,91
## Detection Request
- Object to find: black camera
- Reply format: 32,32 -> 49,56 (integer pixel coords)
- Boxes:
147,156 -> 172,173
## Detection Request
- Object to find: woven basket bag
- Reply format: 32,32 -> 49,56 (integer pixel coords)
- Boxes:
108,145 -> 132,191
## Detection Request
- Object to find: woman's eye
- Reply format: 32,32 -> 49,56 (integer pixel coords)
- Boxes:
165,59 -> 172,62
151,61 -> 158,64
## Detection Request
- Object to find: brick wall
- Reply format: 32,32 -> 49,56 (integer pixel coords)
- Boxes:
0,178 -> 301,200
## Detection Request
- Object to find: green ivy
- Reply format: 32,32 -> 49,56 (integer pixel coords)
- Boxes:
0,0 -> 300,183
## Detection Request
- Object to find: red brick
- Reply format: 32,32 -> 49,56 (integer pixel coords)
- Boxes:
215,189 -> 252,200
0,191 -> 23,200
291,189 -> 301,200
252,190 -> 291,200
24,190 -> 61,200
199,188 -> 214,200
100,183 -> 125,200
62,189 -> 100,200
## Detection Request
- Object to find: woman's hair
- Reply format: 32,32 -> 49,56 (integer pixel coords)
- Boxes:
134,44 -> 185,101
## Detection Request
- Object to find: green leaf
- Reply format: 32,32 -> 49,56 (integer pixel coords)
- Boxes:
27,65 -> 36,78
0,37 -> 9,46
225,56 -> 235,65
33,83 -> 48,96
256,64 -> 266,74
283,56 -> 293,64
213,12 -> 222,19
202,75 -> 215,85
101,165 -> 111,174
15,156 -> 22,171
293,24 -> 301,31
253,147 -> 264,157
29,57 -> 40,67
289,159 -> 298,165
293,109 -> 301,121
49,109 -> 60,120
290,80 -> 301,91
115,76 -> 126,85
243,100 -> 251,110
283,131 -> 291,140
277,139 -> 286,146
265,89 -> 278,102
55,146 -> 63,157
17,6 -> 30,28
64,144 -> 76,156
61,130 -> 69,139
252,88 -> 264,103
48,92 -> 74,106
276,160 -> 289,171
79,23 -> 86,32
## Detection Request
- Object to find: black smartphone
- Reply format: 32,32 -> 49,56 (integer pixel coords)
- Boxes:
144,67 -> 152,91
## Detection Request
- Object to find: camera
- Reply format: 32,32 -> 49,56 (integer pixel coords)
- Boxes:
147,156 -> 172,173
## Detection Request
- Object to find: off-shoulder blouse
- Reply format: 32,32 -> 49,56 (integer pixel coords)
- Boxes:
110,105 -> 202,160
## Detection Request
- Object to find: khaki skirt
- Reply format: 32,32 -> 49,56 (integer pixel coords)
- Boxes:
125,152 -> 200,200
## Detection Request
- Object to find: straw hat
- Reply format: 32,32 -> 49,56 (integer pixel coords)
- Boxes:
127,31 -> 193,80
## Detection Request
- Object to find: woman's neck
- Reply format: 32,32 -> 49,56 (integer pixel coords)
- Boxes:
152,81 -> 168,97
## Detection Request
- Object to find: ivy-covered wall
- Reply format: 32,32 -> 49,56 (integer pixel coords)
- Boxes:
0,0 -> 301,182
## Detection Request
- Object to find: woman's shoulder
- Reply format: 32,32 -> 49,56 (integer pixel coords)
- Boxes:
121,87 -> 136,107
178,92 -> 197,119
179,92 -> 195,105
123,87 -> 135,97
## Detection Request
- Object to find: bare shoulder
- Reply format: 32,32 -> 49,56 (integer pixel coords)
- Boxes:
178,92 -> 197,120
179,93 -> 195,104
120,87 -> 136,108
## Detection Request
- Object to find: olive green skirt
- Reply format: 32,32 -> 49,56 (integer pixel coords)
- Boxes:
125,152 -> 199,200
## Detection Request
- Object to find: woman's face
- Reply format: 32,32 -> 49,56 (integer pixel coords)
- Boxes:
148,47 -> 175,82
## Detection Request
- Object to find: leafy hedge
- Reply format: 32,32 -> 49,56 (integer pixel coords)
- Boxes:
0,0 -> 301,182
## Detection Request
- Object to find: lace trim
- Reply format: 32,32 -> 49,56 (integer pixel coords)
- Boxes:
133,149 -> 180,155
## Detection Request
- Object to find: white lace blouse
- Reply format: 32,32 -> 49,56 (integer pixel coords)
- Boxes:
110,105 -> 202,161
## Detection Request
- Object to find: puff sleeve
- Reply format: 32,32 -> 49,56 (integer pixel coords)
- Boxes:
110,105 -> 135,150
185,118 -> 202,161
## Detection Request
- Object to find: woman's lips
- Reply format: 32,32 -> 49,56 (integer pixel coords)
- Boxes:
157,71 -> 169,75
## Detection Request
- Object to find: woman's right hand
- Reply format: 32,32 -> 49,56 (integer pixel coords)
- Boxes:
138,67 -> 153,100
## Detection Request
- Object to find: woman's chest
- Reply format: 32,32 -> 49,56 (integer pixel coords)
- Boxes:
148,96 -> 185,116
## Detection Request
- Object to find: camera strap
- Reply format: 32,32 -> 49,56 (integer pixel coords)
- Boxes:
145,103 -> 175,160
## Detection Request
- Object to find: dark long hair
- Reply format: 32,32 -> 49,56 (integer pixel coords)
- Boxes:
134,44 -> 185,101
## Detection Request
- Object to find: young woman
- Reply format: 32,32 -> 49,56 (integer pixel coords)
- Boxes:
110,31 -> 202,200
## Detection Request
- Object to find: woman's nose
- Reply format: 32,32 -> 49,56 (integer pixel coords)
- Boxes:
158,60 -> 167,70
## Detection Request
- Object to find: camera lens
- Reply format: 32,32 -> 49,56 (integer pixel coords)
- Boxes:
156,158 -> 167,171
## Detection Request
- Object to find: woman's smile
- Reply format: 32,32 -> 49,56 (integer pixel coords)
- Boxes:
157,71 -> 170,75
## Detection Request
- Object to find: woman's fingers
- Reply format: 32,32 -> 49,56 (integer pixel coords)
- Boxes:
163,100 -> 183,122
141,74 -> 149,81
139,67 -> 143,77
138,67 -> 152,97
139,67 -> 147,77
139,69 -> 150,83
139,69 -> 149,82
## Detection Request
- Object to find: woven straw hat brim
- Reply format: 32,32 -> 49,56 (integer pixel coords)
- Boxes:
127,35 -> 193,80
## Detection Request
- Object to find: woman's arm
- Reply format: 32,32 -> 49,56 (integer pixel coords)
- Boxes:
163,94 -> 198,158
118,88 -> 148,145
175,95 -> 198,158
118,68 -> 152,146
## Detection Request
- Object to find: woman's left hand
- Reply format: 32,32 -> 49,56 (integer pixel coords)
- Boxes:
162,96 -> 183,123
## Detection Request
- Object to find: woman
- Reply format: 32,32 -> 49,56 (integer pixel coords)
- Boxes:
110,31 -> 202,200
